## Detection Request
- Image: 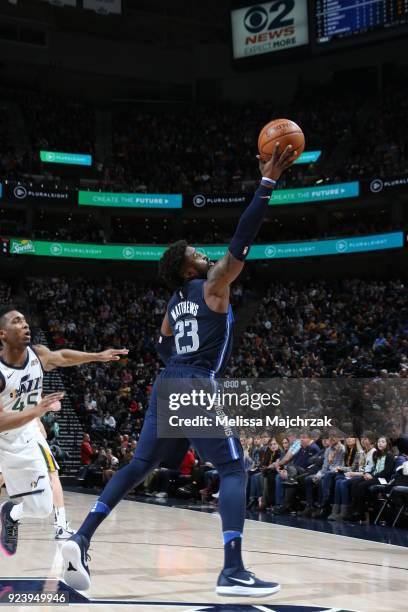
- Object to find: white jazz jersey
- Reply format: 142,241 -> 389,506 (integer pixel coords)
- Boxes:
0,346 -> 43,440
0,347 -> 52,500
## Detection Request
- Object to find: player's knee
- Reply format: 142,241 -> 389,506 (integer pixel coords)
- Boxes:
35,495 -> 53,518
128,456 -> 154,480
24,488 -> 53,518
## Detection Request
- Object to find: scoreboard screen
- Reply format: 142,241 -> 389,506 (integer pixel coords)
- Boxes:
316,0 -> 408,44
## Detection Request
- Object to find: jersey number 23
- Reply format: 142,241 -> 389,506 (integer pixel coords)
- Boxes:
174,318 -> 200,354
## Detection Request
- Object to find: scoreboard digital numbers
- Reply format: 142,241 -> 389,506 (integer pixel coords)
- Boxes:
316,0 -> 408,44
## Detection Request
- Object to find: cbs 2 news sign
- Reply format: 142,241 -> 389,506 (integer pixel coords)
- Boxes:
231,0 -> 309,59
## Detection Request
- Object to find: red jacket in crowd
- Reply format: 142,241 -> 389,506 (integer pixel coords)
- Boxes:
180,449 -> 196,475
81,440 -> 93,465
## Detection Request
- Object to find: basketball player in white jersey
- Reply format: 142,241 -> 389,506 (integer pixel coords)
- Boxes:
0,309 -> 128,556
0,420 -> 76,538
0,419 -> 74,538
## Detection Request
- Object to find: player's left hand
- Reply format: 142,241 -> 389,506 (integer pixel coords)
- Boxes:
257,142 -> 298,180
96,348 -> 129,362
49,400 -> 62,412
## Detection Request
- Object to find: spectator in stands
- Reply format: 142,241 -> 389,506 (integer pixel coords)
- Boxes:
274,431 -> 301,472
280,437 -> 290,454
199,463 -> 219,502
348,436 -> 395,522
328,437 -> 363,520
394,436 -> 408,473
373,333 -> 391,353
154,449 -> 196,499
102,448 -> 119,484
330,432 -> 376,521
248,437 -> 279,510
309,435 -> 345,518
91,410 -> 105,434
80,433 -> 93,466
250,436 -> 262,465
85,448 -> 108,487
259,439 -> 283,510
103,411 -> 116,434
298,437 -> 332,518
272,432 -> 320,515
117,446 -> 133,470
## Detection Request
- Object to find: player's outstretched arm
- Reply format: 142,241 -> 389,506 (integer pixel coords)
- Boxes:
33,344 -> 129,372
0,392 -> 64,433
205,143 -> 296,309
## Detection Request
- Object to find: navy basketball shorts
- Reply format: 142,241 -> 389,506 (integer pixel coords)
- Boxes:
132,365 -> 243,470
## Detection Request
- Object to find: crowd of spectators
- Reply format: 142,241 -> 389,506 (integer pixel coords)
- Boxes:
103,82 -> 406,193
340,82 -> 408,182
21,94 -> 93,160
31,212 -> 106,244
76,426 -> 408,527
102,101 -> 333,194
0,105 -> 21,181
0,281 -> 11,303
29,276 -> 408,414
23,274 -> 408,528
28,277 -> 169,442
230,431 -> 408,525
0,92 -> 93,181
3,207 -> 398,246
1,81 -> 407,193
230,279 -> 408,379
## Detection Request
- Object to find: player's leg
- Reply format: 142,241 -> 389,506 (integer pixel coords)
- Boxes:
49,471 -> 75,539
0,440 -> 53,556
37,439 -> 75,539
192,435 -> 280,597
75,408 -> 162,543
61,380 -> 186,589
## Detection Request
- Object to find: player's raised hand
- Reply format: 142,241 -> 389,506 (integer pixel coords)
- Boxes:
96,348 -> 129,362
257,142 -> 298,181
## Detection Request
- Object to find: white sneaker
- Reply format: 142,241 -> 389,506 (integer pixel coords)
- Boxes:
212,491 -> 220,499
155,492 -> 168,498
55,523 -> 76,540
61,534 -> 91,591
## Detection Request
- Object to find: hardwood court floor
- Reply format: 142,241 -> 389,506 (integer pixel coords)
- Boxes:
1,491 -> 407,612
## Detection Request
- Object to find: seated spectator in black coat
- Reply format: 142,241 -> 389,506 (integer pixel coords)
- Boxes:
248,438 -> 282,510
348,436 -> 395,521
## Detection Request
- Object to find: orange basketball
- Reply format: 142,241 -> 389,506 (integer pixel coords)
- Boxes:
258,118 -> 305,162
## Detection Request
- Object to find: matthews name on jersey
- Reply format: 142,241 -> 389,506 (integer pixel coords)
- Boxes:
167,279 -> 234,377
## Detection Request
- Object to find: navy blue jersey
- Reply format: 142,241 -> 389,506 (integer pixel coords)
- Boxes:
166,279 -> 234,376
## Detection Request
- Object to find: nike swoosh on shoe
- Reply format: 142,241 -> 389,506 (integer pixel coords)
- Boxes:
230,577 -> 255,585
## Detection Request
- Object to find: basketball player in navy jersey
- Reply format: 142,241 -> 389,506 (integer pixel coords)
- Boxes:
62,143 -> 296,597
